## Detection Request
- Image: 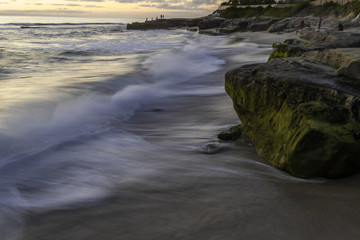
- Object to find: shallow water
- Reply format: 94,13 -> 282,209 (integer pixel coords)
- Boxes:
0,16 -> 359,240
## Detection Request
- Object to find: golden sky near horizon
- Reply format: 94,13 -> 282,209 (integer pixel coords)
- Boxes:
0,0 -> 222,18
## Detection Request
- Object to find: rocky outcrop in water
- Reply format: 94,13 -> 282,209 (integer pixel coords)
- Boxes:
126,17 -> 226,30
223,31 -> 360,178
127,14 -> 358,34
127,18 -> 203,30
223,56 -> 360,178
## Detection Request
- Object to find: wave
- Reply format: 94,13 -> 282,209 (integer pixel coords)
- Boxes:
144,38 -> 225,83
0,31 -> 225,173
0,33 -> 228,239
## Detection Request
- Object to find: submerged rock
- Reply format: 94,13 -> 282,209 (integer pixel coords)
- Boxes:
198,30 -> 225,36
225,57 -> 360,179
218,125 -> 243,141
200,141 -> 224,154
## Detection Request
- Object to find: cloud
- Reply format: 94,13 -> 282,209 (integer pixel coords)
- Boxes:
191,0 -> 219,4
111,0 -> 141,2
113,0 -> 221,10
139,3 -> 193,10
65,0 -> 105,2
0,9 -> 89,16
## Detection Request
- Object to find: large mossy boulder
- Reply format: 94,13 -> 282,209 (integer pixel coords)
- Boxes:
225,57 -> 360,178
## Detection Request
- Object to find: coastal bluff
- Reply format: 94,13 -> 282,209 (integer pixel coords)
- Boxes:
222,31 -> 360,179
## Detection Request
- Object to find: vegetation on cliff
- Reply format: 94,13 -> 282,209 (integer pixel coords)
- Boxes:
218,0 -> 360,19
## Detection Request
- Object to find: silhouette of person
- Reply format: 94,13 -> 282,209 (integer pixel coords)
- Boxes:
300,19 -> 304,29
318,18 -> 322,30
338,23 -> 344,31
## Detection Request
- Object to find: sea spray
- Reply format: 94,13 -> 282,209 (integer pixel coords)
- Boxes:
0,24 -> 228,225
144,38 -> 225,82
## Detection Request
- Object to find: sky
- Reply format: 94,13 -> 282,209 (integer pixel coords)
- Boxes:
0,0 -> 223,18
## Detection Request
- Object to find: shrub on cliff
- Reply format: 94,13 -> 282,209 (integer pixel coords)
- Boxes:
220,6 -> 265,18
219,0 -> 360,19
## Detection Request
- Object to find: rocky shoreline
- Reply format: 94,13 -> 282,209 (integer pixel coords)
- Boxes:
128,16 -> 360,178
221,29 -> 360,179
127,15 -> 360,33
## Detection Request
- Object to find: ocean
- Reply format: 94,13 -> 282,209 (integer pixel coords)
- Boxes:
0,16 -> 360,240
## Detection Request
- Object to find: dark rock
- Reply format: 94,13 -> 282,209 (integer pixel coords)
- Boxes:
225,57 -> 360,178
218,125 -> 243,141
217,17 -> 280,33
218,18 -> 249,33
197,17 -> 226,30
298,30 -> 360,48
200,141 -> 223,154
283,38 -> 310,47
247,17 -> 280,32
304,48 -> 360,80
267,18 -> 294,33
268,40 -> 324,61
269,43 -> 311,60
198,30 -> 225,36
267,17 -> 305,33
187,27 -> 198,32
127,18 -> 203,30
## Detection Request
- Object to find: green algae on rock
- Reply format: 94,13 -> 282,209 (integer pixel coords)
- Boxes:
224,57 -> 360,179
218,124 -> 243,141
268,39 -> 322,61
